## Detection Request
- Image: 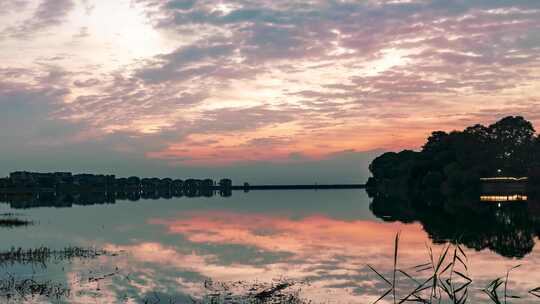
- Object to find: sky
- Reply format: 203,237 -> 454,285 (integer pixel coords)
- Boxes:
1,0 -> 540,182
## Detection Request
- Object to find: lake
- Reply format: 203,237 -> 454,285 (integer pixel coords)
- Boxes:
1,189 -> 540,303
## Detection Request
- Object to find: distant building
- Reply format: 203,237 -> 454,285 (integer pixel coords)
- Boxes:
201,179 -> 214,189
0,178 -> 9,188
54,172 -> 73,182
172,179 -> 184,189
9,171 -> 66,188
126,176 -> 141,189
183,179 -> 201,196
141,178 -> 161,194
219,179 -> 232,197
10,172 -> 33,184
115,178 -> 128,189
184,179 -> 200,189
480,177 -> 528,202
219,179 -> 232,189
141,178 -> 153,189
150,178 -> 161,188
159,178 -> 173,190
74,174 -> 113,189
2,171 -> 235,200
480,177 -> 528,192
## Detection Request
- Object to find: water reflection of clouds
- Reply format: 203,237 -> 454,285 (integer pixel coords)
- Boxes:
8,204 -> 540,303
150,211 -> 425,257
144,211 -> 430,301
79,212 -> 422,302
137,210 -> 540,302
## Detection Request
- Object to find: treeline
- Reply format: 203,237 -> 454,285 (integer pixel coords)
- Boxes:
367,116 -> 540,201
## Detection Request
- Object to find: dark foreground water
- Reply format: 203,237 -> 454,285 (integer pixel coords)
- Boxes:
1,190 -> 540,303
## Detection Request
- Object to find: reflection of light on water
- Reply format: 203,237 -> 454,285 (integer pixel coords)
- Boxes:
480,177 -> 528,181
480,195 -> 528,202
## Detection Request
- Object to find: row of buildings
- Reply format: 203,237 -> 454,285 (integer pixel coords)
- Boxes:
0,171 -> 233,195
0,185 -> 232,209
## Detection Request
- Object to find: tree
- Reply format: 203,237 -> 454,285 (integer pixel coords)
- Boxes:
488,116 -> 535,175
489,116 -> 535,146
422,131 -> 449,154
464,124 -> 490,143
367,116 -> 537,199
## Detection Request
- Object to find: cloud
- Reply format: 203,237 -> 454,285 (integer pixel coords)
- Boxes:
135,43 -> 237,83
165,0 -> 197,11
4,0 -> 75,39
73,78 -> 100,87
0,1 -> 29,16
3,0 -> 540,169
72,26 -> 89,39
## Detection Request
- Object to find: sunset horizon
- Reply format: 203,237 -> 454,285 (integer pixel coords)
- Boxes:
2,0 -> 540,182
2,1 -> 540,303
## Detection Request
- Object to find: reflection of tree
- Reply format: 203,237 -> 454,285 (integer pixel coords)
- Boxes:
367,116 -> 540,258
369,194 -> 539,258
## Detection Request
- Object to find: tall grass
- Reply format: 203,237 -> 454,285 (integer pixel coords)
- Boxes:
368,233 -> 540,303
0,246 -> 115,268
0,218 -> 33,228
0,213 -> 33,228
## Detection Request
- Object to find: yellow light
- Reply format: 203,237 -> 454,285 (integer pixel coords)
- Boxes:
480,195 -> 528,202
480,177 -> 528,181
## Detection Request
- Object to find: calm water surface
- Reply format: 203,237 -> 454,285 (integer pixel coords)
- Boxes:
1,190 -> 540,303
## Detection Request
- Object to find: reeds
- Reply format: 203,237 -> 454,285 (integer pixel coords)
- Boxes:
0,213 -> 33,228
368,233 -> 540,303
0,218 -> 33,228
0,245 -> 120,302
0,246 -> 114,268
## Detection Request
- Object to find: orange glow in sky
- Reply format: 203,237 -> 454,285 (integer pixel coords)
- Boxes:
1,0 -> 540,168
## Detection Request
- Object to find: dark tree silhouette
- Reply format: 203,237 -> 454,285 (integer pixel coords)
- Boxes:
367,116 -> 540,201
489,116 -> 535,175
366,116 -> 540,258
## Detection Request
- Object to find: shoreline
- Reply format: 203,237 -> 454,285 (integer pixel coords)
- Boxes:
232,184 -> 366,190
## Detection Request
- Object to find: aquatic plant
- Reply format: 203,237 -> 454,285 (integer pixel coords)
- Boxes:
0,213 -> 33,228
0,213 -> 23,217
194,278 -> 310,304
368,233 -> 540,303
0,273 -> 70,302
0,246 -> 116,268
0,217 -> 33,228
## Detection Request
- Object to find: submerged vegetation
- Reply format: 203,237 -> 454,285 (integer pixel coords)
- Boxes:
0,246 -> 120,302
0,274 -> 70,302
0,217 -> 33,228
0,239 -> 539,303
139,279 -> 309,304
197,279 -> 309,304
0,213 -> 33,228
369,233 -> 540,304
0,246 -> 116,268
